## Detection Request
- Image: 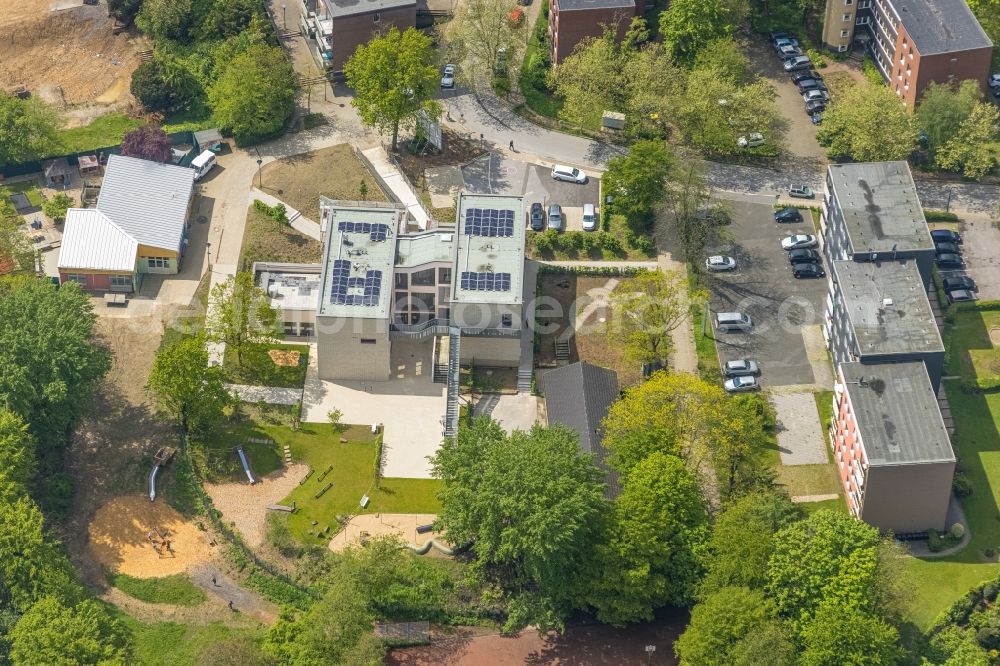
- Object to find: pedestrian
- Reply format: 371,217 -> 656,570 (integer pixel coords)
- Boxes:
228,600 -> 234,611
509,140 -> 514,151
211,575 -> 217,586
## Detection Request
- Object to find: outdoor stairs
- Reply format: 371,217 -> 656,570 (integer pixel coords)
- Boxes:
554,339 -> 570,362
433,363 -> 448,383
442,328 -> 462,439
516,367 -> 533,394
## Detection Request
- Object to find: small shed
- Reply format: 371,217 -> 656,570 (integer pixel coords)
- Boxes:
601,111 -> 626,131
43,158 -> 73,188
194,128 -> 225,153
78,155 -> 100,178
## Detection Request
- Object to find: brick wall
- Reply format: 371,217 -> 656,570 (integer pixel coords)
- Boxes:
550,1 -> 636,64
331,6 -> 416,72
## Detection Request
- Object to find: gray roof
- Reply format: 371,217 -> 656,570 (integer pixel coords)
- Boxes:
395,230 -> 455,267
542,362 -> 621,498
323,0 -> 415,18
832,259 -> 943,356
453,193 -> 525,306
826,162 -> 933,255
96,154 -> 194,251
557,0 -> 635,10
43,157 -> 72,178
893,0 -> 992,56
840,361 -> 954,466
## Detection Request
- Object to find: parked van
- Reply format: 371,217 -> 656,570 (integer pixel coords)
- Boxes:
551,164 -> 587,183
582,203 -> 597,231
191,150 -> 217,182
715,311 -> 753,333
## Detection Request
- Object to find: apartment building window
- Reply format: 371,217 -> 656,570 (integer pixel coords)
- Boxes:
360,338 -> 376,344
147,257 -> 170,269
109,275 -> 131,290
856,16 -> 870,24
838,44 -> 848,52
841,30 -> 849,37
65,274 -> 87,285
843,13 -> 852,20
845,0 -> 853,4
438,267 -> 451,284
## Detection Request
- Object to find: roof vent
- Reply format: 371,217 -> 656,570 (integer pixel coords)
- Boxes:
882,298 -> 893,307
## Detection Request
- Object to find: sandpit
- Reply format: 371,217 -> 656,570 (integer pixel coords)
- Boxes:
205,463 -> 310,549
88,495 -> 215,577
268,349 -> 301,367
329,513 -> 446,552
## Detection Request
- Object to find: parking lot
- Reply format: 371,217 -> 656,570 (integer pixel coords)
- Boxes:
461,153 -> 601,209
706,200 -> 830,387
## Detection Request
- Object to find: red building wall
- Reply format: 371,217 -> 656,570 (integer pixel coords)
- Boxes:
331,5 -> 416,72
549,1 -> 638,64
59,272 -> 112,292
890,24 -> 993,107
833,373 -> 865,515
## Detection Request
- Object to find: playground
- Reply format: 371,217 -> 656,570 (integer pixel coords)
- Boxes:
329,513 -> 448,553
205,463 -> 310,549
88,495 -> 216,578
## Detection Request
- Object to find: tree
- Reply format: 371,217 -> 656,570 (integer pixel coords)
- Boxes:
693,37 -> 752,83
621,43 -> 684,139
42,193 -> 74,222
935,102 -> 1000,179
327,408 -> 343,432
606,270 -> 688,369
799,600 -> 900,666
344,27 -> 441,152
136,0 -> 193,42
549,30 -> 626,130
728,621 -> 798,666
199,0 -> 261,40
107,0 -> 143,23
431,419 -> 608,631
0,93 -> 61,167
0,409 -> 35,489
131,56 -> 202,113
590,452 -> 708,624
207,271 -> 278,367
817,82 -> 917,161
699,491 -> 801,596
662,159 -> 716,269
660,0 -> 740,65
147,333 -> 231,437
442,0 -> 525,89
209,43 -> 295,145
8,597 -> 130,666
603,140 -> 673,223
675,587 -> 777,666
120,124 -> 172,163
915,80 -> 981,159
0,223 -> 36,274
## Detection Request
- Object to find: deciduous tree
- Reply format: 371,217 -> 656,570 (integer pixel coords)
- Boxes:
0,409 -> 35,489
441,0 -> 525,89
209,43 -> 295,145
675,587 -> 778,666
799,600 -> 901,666
136,0 -> 193,42
147,333 -> 231,437
9,596 -> 130,666
549,30 -> 625,130
120,124 -> 173,163
603,140 -> 673,223
659,0 -> 741,65
606,269 -> 688,369
207,271 -> 278,367
344,27 -> 441,152
935,102 -> 1000,179
916,80 -> 981,159
0,93 -> 61,167
817,82 -> 917,161
131,55 -> 203,113
728,621 -> 798,666
42,192 -> 74,222
107,0 -> 143,23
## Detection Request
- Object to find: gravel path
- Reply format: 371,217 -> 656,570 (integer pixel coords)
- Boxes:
205,463 -> 309,548
188,562 -> 278,623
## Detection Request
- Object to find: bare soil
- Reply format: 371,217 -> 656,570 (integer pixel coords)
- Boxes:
204,463 -> 310,549
268,349 -> 301,367
396,128 -> 487,186
328,513 -> 445,552
0,1 -> 145,110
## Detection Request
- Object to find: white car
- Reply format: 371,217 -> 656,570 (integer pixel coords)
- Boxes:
802,89 -> 829,103
990,73 -> 1000,89
781,234 -> 817,251
441,64 -> 455,88
551,164 -> 587,183
705,255 -> 737,272
737,132 -> 764,148
724,376 -> 760,393
582,203 -> 597,231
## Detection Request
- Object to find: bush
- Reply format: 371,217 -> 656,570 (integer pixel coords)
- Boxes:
928,528 -> 944,552
951,522 -> 967,539
597,231 -> 624,255
954,471 -> 974,497
42,193 -> 74,222
862,56 -> 884,86
492,75 -> 511,97
924,209 -> 960,222
807,49 -> 827,69
977,626 -> 1000,650
252,199 -> 289,225
265,512 -> 301,558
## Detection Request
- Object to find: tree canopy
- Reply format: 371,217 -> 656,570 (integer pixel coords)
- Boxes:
441,0 -> 525,89
935,101 -> 1000,179
209,43 -> 296,145
120,124 -> 173,163
8,597 -> 130,666
344,27 -> 441,152
603,140 -> 674,223
916,81 -> 981,160
147,333 -> 231,437
606,270 -> 688,369
675,586 -> 778,666
659,0 -> 742,65
817,82 -> 917,161
207,271 -> 278,367
799,600 -> 901,666
0,93 -> 61,167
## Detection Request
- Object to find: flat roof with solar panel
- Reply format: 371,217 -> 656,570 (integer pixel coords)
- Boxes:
453,193 -> 525,305
317,199 -> 404,319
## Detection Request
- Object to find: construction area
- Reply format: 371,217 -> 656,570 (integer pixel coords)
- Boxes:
0,0 -> 146,120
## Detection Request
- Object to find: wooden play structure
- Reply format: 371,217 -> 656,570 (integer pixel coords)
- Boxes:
145,527 -> 175,559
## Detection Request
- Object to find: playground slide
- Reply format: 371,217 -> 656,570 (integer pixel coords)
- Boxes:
148,465 -> 160,502
405,539 -> 455,556
236,446 -> 257,485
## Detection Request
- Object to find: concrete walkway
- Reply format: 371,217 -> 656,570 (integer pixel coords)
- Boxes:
226,384 -> 303,406
773,392 -> 828,466
791,493 -> 839,503
361,145 -> 430,229
541,260 -> 659,269
250,188 -> 321,241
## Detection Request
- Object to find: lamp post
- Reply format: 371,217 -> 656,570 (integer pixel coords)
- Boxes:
282,4 -> 287,28
255,147 -> 263,188
645,645 -> 656,666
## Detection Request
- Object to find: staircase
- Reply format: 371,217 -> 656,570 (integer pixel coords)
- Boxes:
433,363 -> 448,383
442,328 -> 462,438
554,339 -> 570,362
516,367 -> 532,393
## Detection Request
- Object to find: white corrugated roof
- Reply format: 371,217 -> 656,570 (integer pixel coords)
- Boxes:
58,209 -> 138,272
96,154 -> 194,251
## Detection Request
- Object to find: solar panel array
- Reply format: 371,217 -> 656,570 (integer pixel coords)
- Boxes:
463,208 -> 515,237
329,259 -> 383,306
459,271 -> 512,292
338,221 -> 390,242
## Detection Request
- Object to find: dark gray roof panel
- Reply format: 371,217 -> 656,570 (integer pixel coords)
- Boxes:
893,0 -> 992,55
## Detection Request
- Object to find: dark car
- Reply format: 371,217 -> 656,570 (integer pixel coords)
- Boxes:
788,248 -> 821,265
937,253 -> 964,269
774,207 -> 803,223
770,30 -> 790,43
793,263 -> 825,278
797,78 -> 827,92
943,276 -> 977,292
791,70 -> 819,84
805,100 -> 826,114
931,229 -> 962,244
934,241 -> 961,256
529,202 -> 544,231
948,289 -> 976,304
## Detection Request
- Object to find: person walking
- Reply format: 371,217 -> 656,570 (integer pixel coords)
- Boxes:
211,575 -> 217,586
228,600 -> 234,611
509,140 -> 514,151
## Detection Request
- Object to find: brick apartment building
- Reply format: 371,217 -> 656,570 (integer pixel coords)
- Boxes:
821,0 -> 992,106
820,161 -> 936,285
833,361 -> 955,533
303,0 -> 417,73
549,0 -> 645,64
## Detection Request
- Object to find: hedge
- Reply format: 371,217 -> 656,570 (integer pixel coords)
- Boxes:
924,209 -> 960,222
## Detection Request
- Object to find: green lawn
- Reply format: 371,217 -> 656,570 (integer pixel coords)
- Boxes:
122,616 -> 260,666
813,390 -> 834,432
109,573 -> 206,607
223,343 -> 309,388
198,410 -> 288,484
274,424 -> 442,545
55,110 -> 215,155
691,302 -> 721,381
0,180 -> 44,207
799,496 -> 848,515
238,207 -> 322,271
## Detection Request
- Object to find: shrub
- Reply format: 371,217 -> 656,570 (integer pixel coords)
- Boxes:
598,231 -> 624,255
252,199 -> 289,225
978,626 -> 1000,650
327,408 -> 343,432
951,522 -> 966,539
42,193 -> 74,222
928,528 -> 943,552
265,512 -> 301,558
807,49 -> 827,69
954,472 -> 974,497
862,56 -> 884,86
924,209 -> 960,222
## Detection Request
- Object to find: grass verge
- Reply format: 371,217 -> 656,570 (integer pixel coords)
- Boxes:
122,616 -> 260,666
237,207 -> 322,271
56,111 -> 215,155
109,572 -> 206,607
223,342 -> 309,388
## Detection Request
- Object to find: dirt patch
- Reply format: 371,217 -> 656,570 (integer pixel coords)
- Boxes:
0,3 -> 145,109
204,463 -> 310,549
396,128 -> 487,186
257,144 -> 388,221
329,513 -> 444,552
268,349 -> 301,367
88,495 -> 216,577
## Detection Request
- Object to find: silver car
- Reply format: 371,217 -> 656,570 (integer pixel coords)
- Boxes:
723,359 -> 759,377
724,376 -> 760,392
705,255 -> 737,272
547,203 -> 563,231
781,234 -> 817,250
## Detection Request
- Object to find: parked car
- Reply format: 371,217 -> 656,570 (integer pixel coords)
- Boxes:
931,229 -> 962,244
529,202 -> 545,231
774,37 -> 800,51
805,100 -> 826,114
934,241 -> 961,255
793,263 -> 825,278
582,203 -> 597,231
551,164 -> 587,183
948,289 -> 976,304
942,276 -> 977,292
778,45 -> 804,59
724,375 -> 760,393
441,64 -> 455,88
705,255 -> 737,272
797,78 -> 826,92
781,234 -> 817,250
774,207 -> 803,223
802,89 -> 829,103
784,55 -> 812,71
738,132 -> 765,148
547,203 -> 563,231
811,112 -> 824,125
724,359 -> 760,377
936,253 -> 964,269
990,73 -> 1000,89
769,30 -> 791,43
788,185 -> 814,199
787,248 -> 821,265
791,70 -> 819,84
